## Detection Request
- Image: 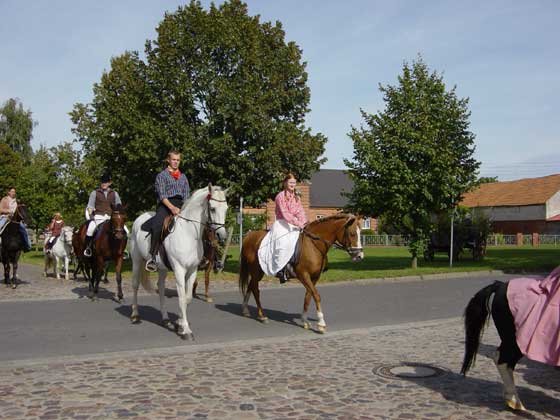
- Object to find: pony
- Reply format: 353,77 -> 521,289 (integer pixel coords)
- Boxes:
193,225 -> 226,303
461,280 -> 537,411
239,214 -> 364,332
1,203 -> 31,289
129,185 -> 228,340
43,226 -> 73,280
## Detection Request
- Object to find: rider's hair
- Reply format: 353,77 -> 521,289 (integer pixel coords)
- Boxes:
282,173 -> 299,200
7,186 -> 15,192
167,150 -> 181,160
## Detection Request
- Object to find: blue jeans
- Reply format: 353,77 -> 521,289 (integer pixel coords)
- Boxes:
18,224 -> 32,252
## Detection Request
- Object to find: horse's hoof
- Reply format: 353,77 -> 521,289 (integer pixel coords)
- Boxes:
131,315 -> 141,324
258,317 -> 269,324
161,319 -> 172,329
180,333 -> 194,341
242,307 -> 251,317
43,272 -> 47,277
206,296 -> 214,303
317,325 -> 326,334
506,397 -> 526,412
302,322 -> 310,330
11,284 -> 17,290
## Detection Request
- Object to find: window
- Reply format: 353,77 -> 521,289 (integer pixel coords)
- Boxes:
362,217 -> 371,230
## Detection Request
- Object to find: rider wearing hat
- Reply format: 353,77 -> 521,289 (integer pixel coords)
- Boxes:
0,186 -> 32,252
83,173 -> 127,257
145,150 -> 190,272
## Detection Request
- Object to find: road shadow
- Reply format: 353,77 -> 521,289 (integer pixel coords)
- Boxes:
114,304 -> 179,331
398,362 -> 560,418
214,302 -> 311,328
71,285 -> 117,301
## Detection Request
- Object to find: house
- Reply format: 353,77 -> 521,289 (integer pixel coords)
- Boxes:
460,174 -> 560,234
244,169 -> 376,231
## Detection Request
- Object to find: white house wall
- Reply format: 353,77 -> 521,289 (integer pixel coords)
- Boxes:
546,191 -> 560,219
474,205 -> 546,221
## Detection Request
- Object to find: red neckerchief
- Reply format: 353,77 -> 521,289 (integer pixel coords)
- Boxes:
169,169 -> 181,180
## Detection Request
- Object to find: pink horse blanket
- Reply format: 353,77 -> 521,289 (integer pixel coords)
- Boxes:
507,266 -> 560,366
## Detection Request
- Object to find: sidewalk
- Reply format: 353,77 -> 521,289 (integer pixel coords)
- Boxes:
0,263 -> 511,303
1,318 -> 559,419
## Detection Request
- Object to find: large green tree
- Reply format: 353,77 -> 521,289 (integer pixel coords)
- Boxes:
345,57 -> 480,268
71,0 -> 326,216
0,98 -> 34,161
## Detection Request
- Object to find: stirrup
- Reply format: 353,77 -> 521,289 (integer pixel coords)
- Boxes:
145,258 -> 157,272
84,247 -> 92,257
123,250 -> 130,260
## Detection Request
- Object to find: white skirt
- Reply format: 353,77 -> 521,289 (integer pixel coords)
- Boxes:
258,219 -> 300,276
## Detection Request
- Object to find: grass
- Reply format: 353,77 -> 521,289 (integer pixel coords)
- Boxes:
21,245 -> 560,283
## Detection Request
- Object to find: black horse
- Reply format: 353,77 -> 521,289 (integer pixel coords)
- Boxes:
461,281 -> 527,411
1,203 -> 32,289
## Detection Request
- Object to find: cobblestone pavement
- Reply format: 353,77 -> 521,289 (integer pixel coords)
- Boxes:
1,317 -> 559,420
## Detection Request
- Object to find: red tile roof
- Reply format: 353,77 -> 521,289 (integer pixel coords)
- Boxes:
461,174 -> 560,207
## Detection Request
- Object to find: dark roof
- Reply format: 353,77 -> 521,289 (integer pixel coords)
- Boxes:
309,169 -> 353,208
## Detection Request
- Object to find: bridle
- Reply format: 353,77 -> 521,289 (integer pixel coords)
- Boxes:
175,192 -> 227,234
302,216 -> 363,258
111,211 -> 127,236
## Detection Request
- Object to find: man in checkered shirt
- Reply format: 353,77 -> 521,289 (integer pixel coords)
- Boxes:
145,150 -> 190,272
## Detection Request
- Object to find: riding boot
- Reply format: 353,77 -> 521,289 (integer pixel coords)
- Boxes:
276,265 -> 289,284
145,234 -> 159,272
83,235 -> 93,257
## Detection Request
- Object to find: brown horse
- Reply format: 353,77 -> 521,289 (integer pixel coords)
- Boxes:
239,214 -> 364,332
74,205 -> 128,301
193,226 -> 220,303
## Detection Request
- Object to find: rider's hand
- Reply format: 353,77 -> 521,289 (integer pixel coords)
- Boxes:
171,206 -> 180,216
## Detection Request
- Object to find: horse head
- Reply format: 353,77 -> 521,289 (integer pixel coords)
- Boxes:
110,203 -> 128,240
206,184 -> 228,243
61,226 -> 74,244
14,203 -> 32,226
335,215 -> 364,262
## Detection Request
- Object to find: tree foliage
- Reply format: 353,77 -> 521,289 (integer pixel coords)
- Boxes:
345,57 -> 480,267
0,98 -> 34,161
71,0 -> 326,216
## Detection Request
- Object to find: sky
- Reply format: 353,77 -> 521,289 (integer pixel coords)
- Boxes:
1,0 -> 559,181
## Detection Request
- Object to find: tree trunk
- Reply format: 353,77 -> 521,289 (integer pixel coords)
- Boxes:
411,255 -> 417,269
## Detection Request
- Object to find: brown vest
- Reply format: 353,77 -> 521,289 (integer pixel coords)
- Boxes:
95,189 -> 116,216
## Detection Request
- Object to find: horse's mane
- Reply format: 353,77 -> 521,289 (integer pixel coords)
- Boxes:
180,186 -> 225,211
307,213 -> 354,227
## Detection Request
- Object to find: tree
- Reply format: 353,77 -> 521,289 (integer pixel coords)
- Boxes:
345,57 -> 480,268
71,0 -> 326,216
0,143 -> 23,193
478,176 -> 498,184
0,98 -> 35,161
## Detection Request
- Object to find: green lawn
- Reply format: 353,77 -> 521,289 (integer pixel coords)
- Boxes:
22,245 -> 559,282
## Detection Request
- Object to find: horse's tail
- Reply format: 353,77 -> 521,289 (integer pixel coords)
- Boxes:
238,243 -> 250,296
461,281 -> 503,375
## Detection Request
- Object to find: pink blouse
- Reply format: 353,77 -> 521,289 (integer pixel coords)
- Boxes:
275,191 -> 307,228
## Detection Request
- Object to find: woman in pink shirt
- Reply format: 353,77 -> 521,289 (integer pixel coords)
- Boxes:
258,173 -> 307,283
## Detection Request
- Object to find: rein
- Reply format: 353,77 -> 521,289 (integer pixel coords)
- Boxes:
302,217 -> 363,258
174,194 -> 226,232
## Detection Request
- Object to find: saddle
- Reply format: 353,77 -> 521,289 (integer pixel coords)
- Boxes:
140,214 -> 175,242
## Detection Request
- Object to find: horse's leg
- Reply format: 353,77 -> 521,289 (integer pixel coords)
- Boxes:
299,273 -> 326,333
204,261 -> 213,303
43,254 -> 49,277
130,254 -> 142,324
174,266 -> 194,340
64,255 -> 69,281
248,267 -> 267,323
11,253 -> 20,289
114,256 -> 124,302
103,261 -> 109,283
54,255 -> 60,280
301,290 -> 313,330
4,259 -> 9,285
491,283 -> 525,411
157,270 -> 171,328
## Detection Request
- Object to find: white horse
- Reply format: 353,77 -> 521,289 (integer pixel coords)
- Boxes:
129,185 -> 228,339
43,226 -> 74,280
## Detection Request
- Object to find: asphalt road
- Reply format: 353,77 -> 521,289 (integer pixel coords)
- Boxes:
0,273 -> 515,362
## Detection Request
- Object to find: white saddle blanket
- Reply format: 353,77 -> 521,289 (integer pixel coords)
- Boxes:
258,219 -> 300,276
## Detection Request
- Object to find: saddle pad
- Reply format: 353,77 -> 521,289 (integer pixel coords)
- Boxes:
507,265 -> 560,366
